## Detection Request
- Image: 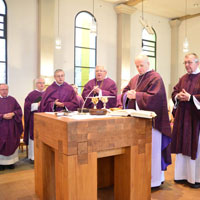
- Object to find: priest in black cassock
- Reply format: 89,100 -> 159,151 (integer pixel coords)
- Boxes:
82,66 -> 117,109
122,54 -> 171,188
171,53 -> 200,188
24,77 -> 45,161
39,69 -> 79,112
0,84 -> 23,170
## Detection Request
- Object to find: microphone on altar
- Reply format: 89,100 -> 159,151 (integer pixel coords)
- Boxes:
81,85 -> 99,112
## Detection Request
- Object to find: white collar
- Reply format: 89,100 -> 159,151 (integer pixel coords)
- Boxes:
0,95 -> 8,98
55,81 -> 64,86
35,89 -> 45,92
139,69 -> 152,76
190,68 -> 200,74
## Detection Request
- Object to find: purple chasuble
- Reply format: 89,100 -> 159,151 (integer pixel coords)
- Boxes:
171,73 -> 200,160
77,95 -> 84,108
0,96 -> 23,156
122,70 -> 171,170
39,82 -> 79,112
24,90 -> 44,145
116,94 -> 123,108
82,78 -> 117,109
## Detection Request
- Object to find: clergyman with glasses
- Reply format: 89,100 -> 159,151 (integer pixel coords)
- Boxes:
122,54 -> 172,188
39,69 -> 79,112
171,53 -> 200,188
82,65 -> 117,109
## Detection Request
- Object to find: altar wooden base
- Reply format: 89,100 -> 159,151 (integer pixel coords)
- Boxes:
34,113 -> 152,200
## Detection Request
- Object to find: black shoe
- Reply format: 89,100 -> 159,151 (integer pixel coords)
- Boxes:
188,182 -> 200,189
174,179 -> 187,184
0,165 -> 5,171
7,164 -> 15,169
29,159 -> 34,164
151,186 -> 161,190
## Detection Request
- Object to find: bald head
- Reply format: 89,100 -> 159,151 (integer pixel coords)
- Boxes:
35,77 -> 45,92
0,83 -> 9,98
54,69 -> 65,85
95,66 -> 107,81
134,54 -> 150,75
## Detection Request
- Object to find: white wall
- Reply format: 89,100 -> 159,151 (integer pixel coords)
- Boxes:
6,0 -> 117,108
54,0 -> 117,83
178,16 -> 200,78
6,0 -> 38,107
130,11 -> 171,98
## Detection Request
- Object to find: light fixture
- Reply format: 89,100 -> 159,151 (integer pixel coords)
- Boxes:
55,0 -> 61,49
90,0 -> 97,36
183,0 -> 189,53
139,0 -> 154,35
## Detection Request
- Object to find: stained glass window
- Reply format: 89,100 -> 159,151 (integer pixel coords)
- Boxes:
74,11 -> 97,94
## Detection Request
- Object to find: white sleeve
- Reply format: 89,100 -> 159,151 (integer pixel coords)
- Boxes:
99,89 -> 102,97
135,101 -> 140,111
31,103 -> 39,112
173,95 -> 179,109
193,96 -> 200,110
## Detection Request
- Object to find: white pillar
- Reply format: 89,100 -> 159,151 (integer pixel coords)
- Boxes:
169,19 -> 181,95
114,4 -> 136,93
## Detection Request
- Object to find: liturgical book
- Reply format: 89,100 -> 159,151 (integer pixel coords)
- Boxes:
108,109 -> 156,119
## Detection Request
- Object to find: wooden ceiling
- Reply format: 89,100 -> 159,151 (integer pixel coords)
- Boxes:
103,0 -> 200,20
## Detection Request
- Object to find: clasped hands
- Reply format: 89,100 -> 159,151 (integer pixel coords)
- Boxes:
93,86 -> 100,95
3,112 -> 15,119
177,89 -> 191,102
127,90 -> 136,100
54,99 -> 64,107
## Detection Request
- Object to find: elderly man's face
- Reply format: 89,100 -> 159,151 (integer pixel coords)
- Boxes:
95,66 -> 107,81
184,55 -> 199,74
36,78 -> 45,92
54,71 -> 65,85
0,84 -> 8,98
135,58 -> 150,75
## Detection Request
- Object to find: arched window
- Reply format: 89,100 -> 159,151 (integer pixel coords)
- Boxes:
0,0 -> 7,83
74,11 -> 97,94
142,28 -> 156,70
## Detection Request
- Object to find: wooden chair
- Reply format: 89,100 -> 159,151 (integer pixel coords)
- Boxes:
19,117 -> 28,157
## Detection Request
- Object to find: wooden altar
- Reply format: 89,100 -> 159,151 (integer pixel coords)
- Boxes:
34,113 -> 152,200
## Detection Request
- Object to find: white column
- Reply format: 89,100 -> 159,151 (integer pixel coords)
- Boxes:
114,4 -> 136,93
38,0 -> 55,85
169,19 -> 181,95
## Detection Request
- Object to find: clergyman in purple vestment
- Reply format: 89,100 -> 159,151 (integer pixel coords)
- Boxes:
171,53 -> 200,188
24,78 -> 45,161
0,84 -> 23,170
71,84 -> 84,108
39,69 -> 79,112
122,54 -> 171,188
82,66 -> 117,109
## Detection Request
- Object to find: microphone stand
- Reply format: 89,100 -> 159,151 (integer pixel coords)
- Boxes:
81,86 -> 99,113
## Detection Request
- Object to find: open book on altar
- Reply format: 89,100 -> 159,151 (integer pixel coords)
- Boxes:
108,109 -> 157,119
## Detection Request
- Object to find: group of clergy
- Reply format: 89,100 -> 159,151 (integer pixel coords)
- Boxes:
0,52 -> 200,189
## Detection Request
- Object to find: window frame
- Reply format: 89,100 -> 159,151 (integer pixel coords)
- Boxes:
0,0 -> 7,84
142,28 -> 157,71
74,11 -> 97,92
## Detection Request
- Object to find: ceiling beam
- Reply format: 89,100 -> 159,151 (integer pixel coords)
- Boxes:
175,13 -> 200,21
125,0 -> 143,6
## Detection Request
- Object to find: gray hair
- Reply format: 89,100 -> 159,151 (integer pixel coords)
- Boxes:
34,77 -> 45,85
185,53 -> 199,63
54,69 -> 65,76
135,54 -> 149,62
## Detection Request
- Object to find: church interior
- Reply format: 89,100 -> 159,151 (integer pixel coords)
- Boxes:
1,0 -> 200,199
